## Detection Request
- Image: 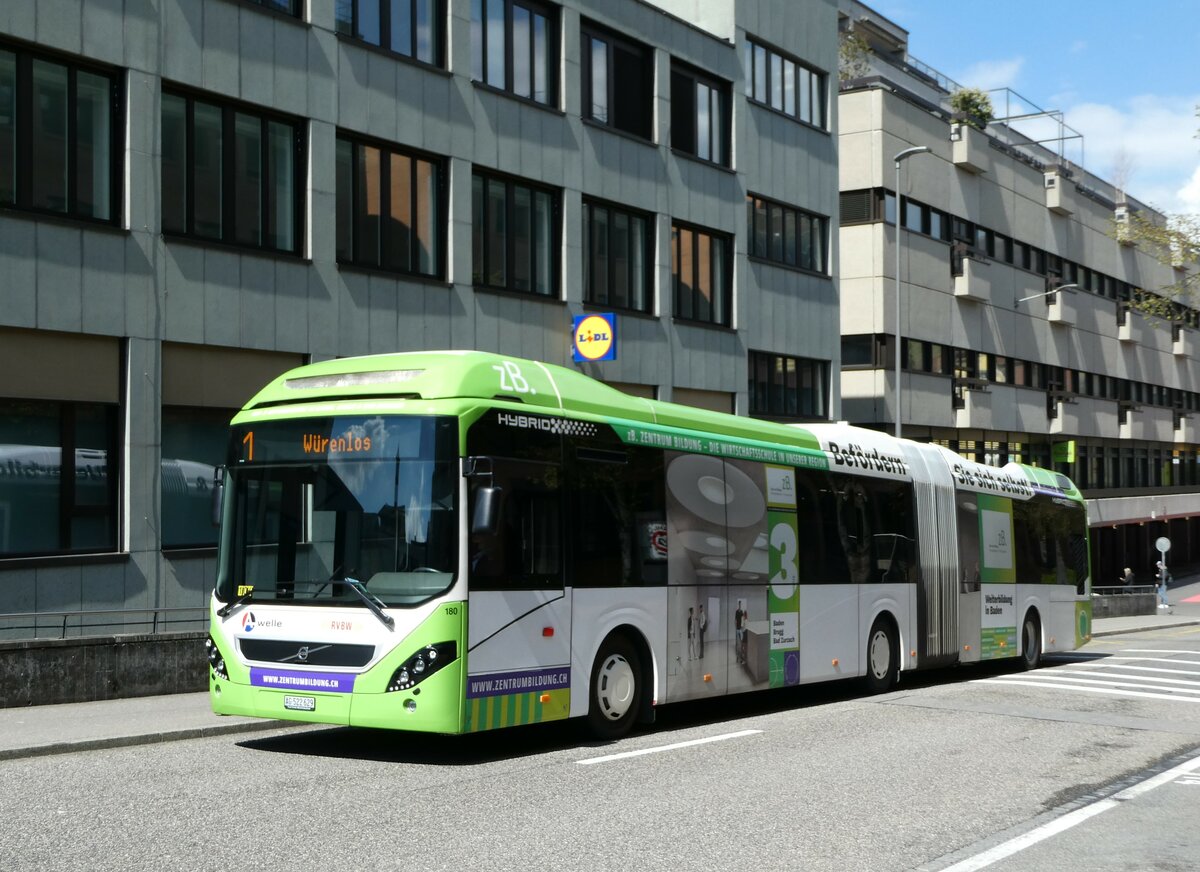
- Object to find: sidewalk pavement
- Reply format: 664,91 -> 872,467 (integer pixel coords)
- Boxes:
2,600 -> 1199,762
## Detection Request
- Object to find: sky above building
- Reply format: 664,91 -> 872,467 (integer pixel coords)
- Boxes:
867,0 -> 1200,215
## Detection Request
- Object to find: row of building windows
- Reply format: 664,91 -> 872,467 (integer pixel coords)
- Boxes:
938,438 -> 1200,492
844,333 -> 1200,413
841,187 -> 1200,326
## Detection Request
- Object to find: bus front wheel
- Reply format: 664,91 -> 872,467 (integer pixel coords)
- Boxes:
586,635 -> 642,740
864,618 -> 898,693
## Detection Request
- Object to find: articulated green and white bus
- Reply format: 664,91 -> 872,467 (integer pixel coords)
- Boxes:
207,351 -> 1091,738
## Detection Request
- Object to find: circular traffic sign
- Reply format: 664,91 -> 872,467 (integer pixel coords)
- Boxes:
1155,536 -> 1171,552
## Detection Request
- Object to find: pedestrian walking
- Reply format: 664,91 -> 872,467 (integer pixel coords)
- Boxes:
1156,561 -> 1171,609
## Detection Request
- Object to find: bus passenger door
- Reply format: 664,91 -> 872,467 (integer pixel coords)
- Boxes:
465,458 -> 572,730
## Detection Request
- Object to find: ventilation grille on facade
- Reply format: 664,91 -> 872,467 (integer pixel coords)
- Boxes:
840,190 -> 873,224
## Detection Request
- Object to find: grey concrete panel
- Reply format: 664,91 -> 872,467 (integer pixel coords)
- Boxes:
123,0 -> 160,74
0,569 -> 35,623
35,224 -> 83,333
0,0 -> 35,41
338,270 -> 372,352
273,258 -> 311,350
35,0 -> 82,56
82,0 -> 125,67
201,0 -> 239,96
336,43 -> 370,132
366,51 -> 399,142
202,249 -> 242,347
423,284 -> 454,349
306,26 -> 338,123
161,0 -> 203,85
368,274 -> 401,354
270,21 -> 307,115
82,561 -> 126,612
80,232 -> 127,337
0,219 -> 38,328
163,244 -> 206,344
35,565 -> 83,618
306,262 -> 339,359
239,257 -> 277,349
123,232 -> 158,339
238,10 -> 275,108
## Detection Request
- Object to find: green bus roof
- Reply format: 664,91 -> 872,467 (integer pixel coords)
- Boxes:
242,350 -> 822,453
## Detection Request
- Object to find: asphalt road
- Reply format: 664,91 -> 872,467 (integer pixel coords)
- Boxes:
4,626 -> 1200,872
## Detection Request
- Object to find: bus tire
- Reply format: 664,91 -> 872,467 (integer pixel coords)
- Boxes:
1020,612 -> 1042,671
864,617 -> 898,694
586,635 -> 642,740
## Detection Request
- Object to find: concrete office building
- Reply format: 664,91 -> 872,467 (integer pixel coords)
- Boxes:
0,0 -> 839,634
837,1 -> 1200,584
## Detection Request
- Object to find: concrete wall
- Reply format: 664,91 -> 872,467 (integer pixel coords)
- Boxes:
0,633 -> 206,707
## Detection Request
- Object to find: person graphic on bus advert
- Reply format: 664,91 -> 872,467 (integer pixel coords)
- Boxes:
687,607 -> 696,661
697,604 -> 707,659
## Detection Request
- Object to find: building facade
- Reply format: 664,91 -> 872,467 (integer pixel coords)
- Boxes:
837,1 -> 1200,585
0,0 -> 839,634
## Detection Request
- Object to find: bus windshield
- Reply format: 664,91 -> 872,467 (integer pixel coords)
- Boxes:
215,415 -> 458,608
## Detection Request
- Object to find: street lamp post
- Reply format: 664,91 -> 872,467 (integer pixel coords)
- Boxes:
893,145 -> 930,439
1015,282 -> 1081,307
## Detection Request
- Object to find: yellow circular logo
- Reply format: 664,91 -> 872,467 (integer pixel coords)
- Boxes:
574,315 -> 614,361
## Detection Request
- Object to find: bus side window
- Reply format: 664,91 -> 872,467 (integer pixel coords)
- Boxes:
865,479 -> 916,584
834,478 -> 872,585
468,459 -> 562,590
570,445 -> 666,587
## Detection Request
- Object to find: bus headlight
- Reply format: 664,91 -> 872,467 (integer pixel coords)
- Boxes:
387,642 -> 456,692
206,635 -> 229,681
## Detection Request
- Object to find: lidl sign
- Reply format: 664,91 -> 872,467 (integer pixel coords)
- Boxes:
572,313 -> 616,362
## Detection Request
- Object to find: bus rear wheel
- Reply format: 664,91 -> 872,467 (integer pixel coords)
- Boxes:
1020,613 -> 1042,671
864,618 -> 898,694
587,635 -> 642,740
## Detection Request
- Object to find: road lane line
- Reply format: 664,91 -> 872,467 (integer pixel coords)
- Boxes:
1120,649 -> 1200,655
1104,656 -> 1200,666
939,754 -> 1200,871
1051,669 -> 1200,689
1004,673 -> 1200,694
1084,664 -> 1200,677
976,678 -> 1200,703
576,729 -> 762,765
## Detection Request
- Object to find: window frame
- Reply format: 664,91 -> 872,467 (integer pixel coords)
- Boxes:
581,195 -> 654,314
748,350 -> 830,420
335,0 -> 446,67
471,168 -> 561,298
0,398 -> 122,559
0,40 -> 123,225
742,35 -> 827,130
335,130 -> 447,279
670,219 -> 732,328
470,0 -> 560,108
160,85 -> 306,256
580,19 -> 653,141
669,60 -> 730,167
746,192 -> 828,274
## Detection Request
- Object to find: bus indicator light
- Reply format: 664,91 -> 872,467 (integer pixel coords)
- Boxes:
703,673 -> 713,682
831,659 -> 839,667
539,694 -> 551,703
543,627 -> 554,637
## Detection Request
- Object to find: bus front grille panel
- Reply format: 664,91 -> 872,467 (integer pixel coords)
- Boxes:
239,638 -> 375,667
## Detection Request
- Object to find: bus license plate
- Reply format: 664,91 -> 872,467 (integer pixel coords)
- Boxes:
283,695 -> 316,712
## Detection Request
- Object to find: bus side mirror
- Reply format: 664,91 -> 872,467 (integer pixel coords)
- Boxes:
211,468 -> 225,527
471,486 -> 502,535
464,456 -> 501,535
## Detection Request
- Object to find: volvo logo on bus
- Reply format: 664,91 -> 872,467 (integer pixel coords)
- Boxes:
296,646 -> 309,662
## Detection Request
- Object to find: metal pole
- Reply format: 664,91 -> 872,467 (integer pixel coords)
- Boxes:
893,146 -> 929,439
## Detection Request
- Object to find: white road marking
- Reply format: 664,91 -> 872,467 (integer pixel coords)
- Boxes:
940,754 -> 1200,871
1050,669 -> 1200,689
1014,672 -> 1200,695
1083,663 -> 1200,677
576,729 -> 762,765
976,678 -> 1200,703
1121,649 -> 1200,655
1102,656 -> 1200,667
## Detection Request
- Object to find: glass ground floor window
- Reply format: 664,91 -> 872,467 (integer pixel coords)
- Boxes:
162,407 -> 236,549
0,399 -> 120,557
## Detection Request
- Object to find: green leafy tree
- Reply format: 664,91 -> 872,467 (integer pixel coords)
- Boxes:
949,87 -> 994,130
838,31 -> 871,83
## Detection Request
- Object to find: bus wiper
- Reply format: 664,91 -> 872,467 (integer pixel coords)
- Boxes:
216,589 -> 253,619
335,576 -> 395,630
